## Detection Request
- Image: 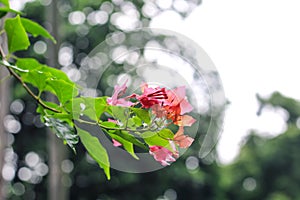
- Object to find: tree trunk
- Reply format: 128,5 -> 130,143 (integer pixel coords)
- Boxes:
0,31 -> 10,200
46,1 -> 69,199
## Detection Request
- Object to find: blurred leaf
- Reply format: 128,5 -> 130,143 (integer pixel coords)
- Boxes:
44,116 -> 78,152
20,17 -> 56,43
158,129 -> 174,139
0,7 -> 22,18
0,0 -> 9,7
4,15 -> 30,53
131,107 -> 151,124
77,127 -> 110,180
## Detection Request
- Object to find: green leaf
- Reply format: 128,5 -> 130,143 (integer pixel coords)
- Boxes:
65,97 -> 107,121
20,17 -> 56,43
36,101 -> 62,115
142,131 -> 172,150
51,113 -> 74,127
15,58 -> 79,99
42,66 -> 75,85
16,58 -> 75,86
158,129 -> 174,139
44,116 -> 78,152
111,106 -> 128,124
0,8 -> 22,19
15,58 -> 51,91
123,142 -> 139,159
77,127 -> 110,180
131,108 -> 151,124
113,130 -> 147,150
16,58 -> 42,70
128,116 -> 142,127
109,134 -> 139,160
46,79 -> 78,104
82,97 -> 107,121
4,15 -> 30,53
0,0 -> 9,8
101,121 -> 118,128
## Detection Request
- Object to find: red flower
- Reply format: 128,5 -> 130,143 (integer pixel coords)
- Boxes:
165,86 -> 193,115
163,86 -> 196,126
137,84 -> 168,108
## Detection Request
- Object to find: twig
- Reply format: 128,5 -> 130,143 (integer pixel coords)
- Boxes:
0,45 -> 61,113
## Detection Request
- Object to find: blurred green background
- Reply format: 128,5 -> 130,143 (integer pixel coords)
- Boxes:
0,0 -> 299,199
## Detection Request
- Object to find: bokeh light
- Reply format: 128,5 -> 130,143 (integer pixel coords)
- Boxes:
68,11 -> 86,25
33,41 -> 47,55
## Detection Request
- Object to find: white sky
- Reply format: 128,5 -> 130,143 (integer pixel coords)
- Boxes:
151,0 -> 300,164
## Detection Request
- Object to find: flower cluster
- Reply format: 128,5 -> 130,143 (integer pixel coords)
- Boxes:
107,81 -> 196,166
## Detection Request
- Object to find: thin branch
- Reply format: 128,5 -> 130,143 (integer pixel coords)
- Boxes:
0,46 -> 61,113
78,117 -> 154,133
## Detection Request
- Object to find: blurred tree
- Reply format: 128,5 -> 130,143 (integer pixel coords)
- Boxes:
221,92 -> 300,200
46,0 -> 69,199
0,17 -> 10,200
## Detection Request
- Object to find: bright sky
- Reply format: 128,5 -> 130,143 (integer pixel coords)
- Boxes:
151,0 -> 300,164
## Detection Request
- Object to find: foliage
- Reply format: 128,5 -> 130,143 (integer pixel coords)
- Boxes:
220,92 -> 300,200
0,3 -> 197,180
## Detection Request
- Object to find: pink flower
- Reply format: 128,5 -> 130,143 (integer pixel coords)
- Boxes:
161,86 -> 195,126
107,81 -> 134,107
112,139 -> 122,147
137,84 -> 168,108
108,118 -> 118,124
173,127 -> 194,148
174,115 -> 196,127
165,86 -> 193,115
108,119 -> 123,147
149,145 -> 177,166
151,104 -> 167,118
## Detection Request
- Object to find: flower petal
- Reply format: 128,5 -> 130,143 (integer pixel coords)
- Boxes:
115,98 -> 134,107
174,115 -> 196,126
107,80 -> 130,106
151,104 -> 166,118
180,99 -> 193,115
174,127 -> 194,148
174,135 -> 194,148
112,139 -> 122,147
149,146 -> 177,166
166,86 -> 186,106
